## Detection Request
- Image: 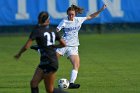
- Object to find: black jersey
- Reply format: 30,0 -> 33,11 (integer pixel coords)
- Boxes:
30,25 -> 61,48
29,25 -> 61,72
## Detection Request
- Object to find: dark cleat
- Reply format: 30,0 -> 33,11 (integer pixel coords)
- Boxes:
68,83 -> 80,89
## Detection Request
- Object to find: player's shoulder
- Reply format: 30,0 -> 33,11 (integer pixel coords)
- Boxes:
46,27 -> 59,36
46,26 -> 53,31
32,25 -> 43,32
74,17 -> 87,23
74,16 -> 86,20
32,25 -> 52,34
31,25 -> 39,34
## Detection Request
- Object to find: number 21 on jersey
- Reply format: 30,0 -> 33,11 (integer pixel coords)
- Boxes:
44,32 -> 56,46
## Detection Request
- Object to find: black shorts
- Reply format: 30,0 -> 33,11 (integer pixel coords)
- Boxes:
38,62 -> 58,74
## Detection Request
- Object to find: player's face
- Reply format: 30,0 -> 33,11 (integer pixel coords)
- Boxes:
68,10 -> 75,21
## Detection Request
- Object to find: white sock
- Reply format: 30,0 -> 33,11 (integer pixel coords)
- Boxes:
70,69 -> 78,83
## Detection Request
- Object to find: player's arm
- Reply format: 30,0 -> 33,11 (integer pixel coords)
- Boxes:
53,31 -> 66,48
54,38 -> 66,48
14,39 -> 33,59
56,19 -> 65,32
56,28 -> 60,32
86,4 -> 107,20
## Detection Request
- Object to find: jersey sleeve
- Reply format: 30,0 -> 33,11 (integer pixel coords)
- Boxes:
77,17 -> 87,24
29,30 -> 37,40
56,19 -> 65,32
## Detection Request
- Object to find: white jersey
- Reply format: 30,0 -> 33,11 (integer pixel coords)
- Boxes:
57,17 -> 87,46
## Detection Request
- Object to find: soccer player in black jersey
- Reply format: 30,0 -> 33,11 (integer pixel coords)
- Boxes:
14,12 -> 67,93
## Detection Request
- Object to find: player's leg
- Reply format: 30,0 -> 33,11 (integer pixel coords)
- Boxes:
69,55 -> 80,82
43,71 -> 69,93
69,55 -> 80,87
44,72 -> 56,93
30,67 -> 43,93
56,52 -> 61,58
43,61 -> 59,93
67,47 -> 80,88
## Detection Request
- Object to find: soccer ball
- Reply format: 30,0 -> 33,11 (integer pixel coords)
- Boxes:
58,78 -> 69,89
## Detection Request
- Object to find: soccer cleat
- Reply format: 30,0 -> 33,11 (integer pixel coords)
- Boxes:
68,83 -> 80,89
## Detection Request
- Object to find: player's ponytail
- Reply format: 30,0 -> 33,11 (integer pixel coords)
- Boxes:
71,4 -> 84,14
38,11 -> 49,24
67,4 -> 84,15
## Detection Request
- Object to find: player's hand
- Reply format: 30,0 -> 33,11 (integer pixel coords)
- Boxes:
14,53 -> 21,60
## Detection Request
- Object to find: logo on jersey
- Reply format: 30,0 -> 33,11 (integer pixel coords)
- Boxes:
64,26 -> 80,32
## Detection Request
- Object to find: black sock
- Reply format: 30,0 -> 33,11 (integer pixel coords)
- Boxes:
31,87 -> 39,93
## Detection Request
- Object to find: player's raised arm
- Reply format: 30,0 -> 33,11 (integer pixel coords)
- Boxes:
86,4 -> 107,20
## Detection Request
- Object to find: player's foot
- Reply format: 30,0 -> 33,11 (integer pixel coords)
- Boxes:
68,83 -> 80,89
30,45 -> 39,51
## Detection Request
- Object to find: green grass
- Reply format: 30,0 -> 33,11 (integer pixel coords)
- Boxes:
0,33 -> 140,93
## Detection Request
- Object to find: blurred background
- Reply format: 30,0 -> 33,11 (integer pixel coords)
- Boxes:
0,1 -> 140,93
0,0 -> 140,34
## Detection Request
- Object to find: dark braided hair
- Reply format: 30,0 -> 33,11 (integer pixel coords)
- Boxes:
67,5 -> 84,15
38,11 -> 49,24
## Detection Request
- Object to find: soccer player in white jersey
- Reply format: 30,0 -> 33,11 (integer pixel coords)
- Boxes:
56,4 -> 107,89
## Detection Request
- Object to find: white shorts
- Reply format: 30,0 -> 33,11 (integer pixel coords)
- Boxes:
56,46 -> 79,57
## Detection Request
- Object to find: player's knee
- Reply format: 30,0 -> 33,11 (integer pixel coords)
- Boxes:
77,62 -> 80,68
73,63 -> 80,70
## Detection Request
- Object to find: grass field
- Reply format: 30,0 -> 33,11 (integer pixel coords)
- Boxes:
0,33 -> 140,93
